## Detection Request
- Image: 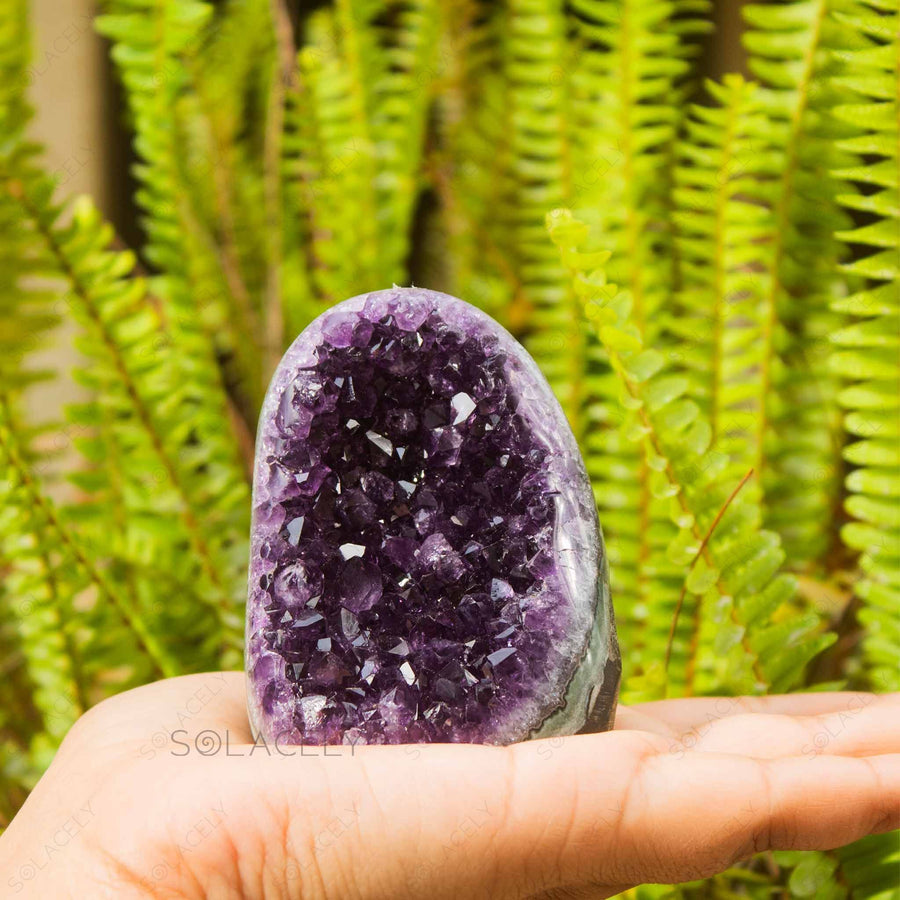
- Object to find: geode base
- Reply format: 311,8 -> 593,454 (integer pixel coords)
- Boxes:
246,288 -> 620,745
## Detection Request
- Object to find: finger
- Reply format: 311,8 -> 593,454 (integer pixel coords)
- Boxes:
491,736 -> 900,890
673,695 -> 900,759
105,729 -> 900,899
616,691 -> 886,738
59,671 -> 252,760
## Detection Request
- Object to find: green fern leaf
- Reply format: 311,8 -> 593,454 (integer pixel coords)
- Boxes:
549,208 -> 834,699
829,0 -> 900,694
742,0 -> 869,566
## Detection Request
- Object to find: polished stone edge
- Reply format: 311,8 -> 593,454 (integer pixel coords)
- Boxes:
531,549 -> 621,738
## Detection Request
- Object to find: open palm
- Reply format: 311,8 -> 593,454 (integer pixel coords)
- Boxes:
2,673 -> 897,899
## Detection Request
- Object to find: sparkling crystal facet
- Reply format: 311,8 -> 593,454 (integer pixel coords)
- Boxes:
246,287 -> 620,745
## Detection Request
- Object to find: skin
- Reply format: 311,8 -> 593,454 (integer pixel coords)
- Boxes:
1,674 -> 898,899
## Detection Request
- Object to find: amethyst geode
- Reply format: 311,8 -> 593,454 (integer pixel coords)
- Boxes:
246,287 -> 619,745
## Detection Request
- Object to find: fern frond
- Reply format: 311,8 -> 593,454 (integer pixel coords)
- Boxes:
672,75 -> 774,484
0,402 -> 86,771
92,3 -> 257,668
332,0 -> 384,279
499,0 -> 575,412
369,0 -> 440,280
742,0 -> 869,566
96,0 -> 268,423
0,0 -> 58,393
569,0 -> 710,326
262,0 -> 298,373
835,830 -> 900,898
829,0 -> 900,693
0,401 -> 85,748
0,0 -> 28,139
288,0 -> 438,308
2,163 -> 249,663
292,11 -> 380,301
549,209 -> 834,698
558,0 -> 711,694
0,393 -> 178,681
429,1 -> 520,321
0,0 -> 84,790
183,0 -> 285,376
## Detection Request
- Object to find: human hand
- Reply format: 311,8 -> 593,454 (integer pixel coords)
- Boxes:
2,673 -> 897,899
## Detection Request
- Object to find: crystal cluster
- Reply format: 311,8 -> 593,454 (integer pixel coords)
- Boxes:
246,288 -> 619,745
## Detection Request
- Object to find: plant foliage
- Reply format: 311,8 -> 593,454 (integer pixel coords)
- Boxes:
0,0 -> 897,894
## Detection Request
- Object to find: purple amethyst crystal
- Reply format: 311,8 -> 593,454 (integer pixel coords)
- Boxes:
246,287 -> 619,745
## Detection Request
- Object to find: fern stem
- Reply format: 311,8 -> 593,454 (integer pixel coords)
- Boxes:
335,0 -> 380,278
286,56 -> 332,307
680,468 -> 755,692
0,397 -> 177,679
753,0 -> 827,499
599,343 -> 769,691
193,88 -> 259,337
226,391 -> 257,480
612,14 -> 651,597
428,150 -> 528,321
553,232 -> 769,691
101,400 -> 149,679
557,24 -> 578,435
636,403 -> 768,693
7,180 -> 239,648
618,0 -> 644,326
431,3 -> 528,326
261,0 -> 296,379
175,80 -> 265,391
616,0 -> 656,660
709,93 -> 740,447
37,546 -> 89,716
176,191 -> 266,430
665,467 -> 755,675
